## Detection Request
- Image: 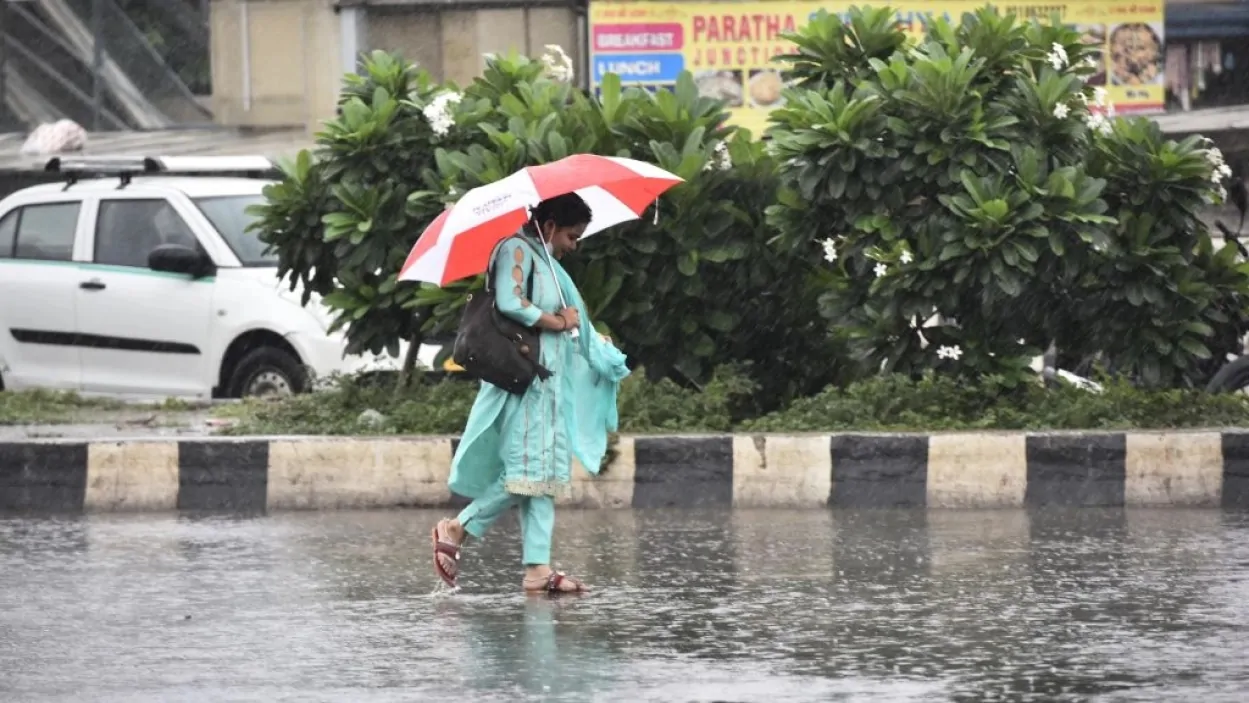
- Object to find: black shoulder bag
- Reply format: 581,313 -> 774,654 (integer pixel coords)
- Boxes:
451,235 -> 553,395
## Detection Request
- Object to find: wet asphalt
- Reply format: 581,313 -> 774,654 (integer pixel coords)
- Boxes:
2,508 -> 1248,702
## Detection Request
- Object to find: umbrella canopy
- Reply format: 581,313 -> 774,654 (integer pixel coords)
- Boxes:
398,154 -> 683,286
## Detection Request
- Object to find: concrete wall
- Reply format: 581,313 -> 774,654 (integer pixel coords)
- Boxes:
210,0 -> 345,130
363,5 -> 579,87
209,0 -> 580,130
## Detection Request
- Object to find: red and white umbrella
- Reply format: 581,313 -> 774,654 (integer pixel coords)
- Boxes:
398,154 -> 683,286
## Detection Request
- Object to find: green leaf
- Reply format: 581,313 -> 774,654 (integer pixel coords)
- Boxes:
706,311 -> 736,331
1178,337 -> 1212,359
1184,321 -> 1215,337
1048,232 -> 1065,256
827,170 -> 847,199
547,131 -> 569,160
630,238 -> 659,254
677,252 -> 698,276
1013,240 -> 1039,263
600,72 -> 622,123
981,199 -> 1009,222
692,333 -> 716,357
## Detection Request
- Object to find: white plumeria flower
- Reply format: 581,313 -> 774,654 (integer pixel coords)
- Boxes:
1047,43 -> 1069,70
821,238 -> 838,263
899,250 -> 914,264
1206,147 -> 1234,180
1205,147 -> 1234,196
936,344 -> 964,360
715,142 -> 733,170
1053,102 -> 1071,120
1092,87 -> 1108,107
1080,55 -> 1099,71
541,44 -> 575,84
874,262 -> 888,278
1085,112 -> 1113,136
703,141 -> 733,172
422,91 -> 462,138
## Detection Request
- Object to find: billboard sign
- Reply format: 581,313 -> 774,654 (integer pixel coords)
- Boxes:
588,1 -> 1166,135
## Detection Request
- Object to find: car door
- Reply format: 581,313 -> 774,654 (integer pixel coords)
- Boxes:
0,201 -> 85,391
74,196 -> 215,398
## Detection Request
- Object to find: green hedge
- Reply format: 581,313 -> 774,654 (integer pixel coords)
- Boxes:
743,373 -> 1249,432
208,370 -> 1249,436
7,369 -> 1249,433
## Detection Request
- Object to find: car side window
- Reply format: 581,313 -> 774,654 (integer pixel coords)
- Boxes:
0,208 -> 16,258
11,202 -> 80,262
95,199 -> 200,268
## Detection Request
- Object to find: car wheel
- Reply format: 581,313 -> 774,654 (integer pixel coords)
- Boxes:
1206,356 -> 1249,394
226,347 -> 308,399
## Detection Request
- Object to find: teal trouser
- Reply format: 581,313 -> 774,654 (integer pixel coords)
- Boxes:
456,477 -> 555,566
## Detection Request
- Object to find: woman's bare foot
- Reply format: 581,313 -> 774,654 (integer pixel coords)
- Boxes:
431,518 -> 465,587
522,565 -> 589,594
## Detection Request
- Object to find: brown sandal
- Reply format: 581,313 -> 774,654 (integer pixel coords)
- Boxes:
431,520 -> 461,588
525,570 -> 587,594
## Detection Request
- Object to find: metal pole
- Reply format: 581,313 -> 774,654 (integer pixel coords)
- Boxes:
0,0 -> 8,129
91,0 -> 103,131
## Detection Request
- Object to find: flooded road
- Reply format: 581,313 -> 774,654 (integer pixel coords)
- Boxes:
2,508 -> 1248,702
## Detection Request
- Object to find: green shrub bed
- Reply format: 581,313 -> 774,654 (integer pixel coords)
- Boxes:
205,370 -> 1249,436
6,368 -> 1249,434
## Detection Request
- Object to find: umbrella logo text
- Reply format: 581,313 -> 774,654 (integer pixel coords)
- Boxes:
471,194 -> 519,218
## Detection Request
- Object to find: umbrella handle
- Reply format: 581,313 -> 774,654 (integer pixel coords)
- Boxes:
539,238 -> 580,340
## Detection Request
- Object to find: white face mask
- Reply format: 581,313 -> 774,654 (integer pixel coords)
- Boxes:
537,226 -> 554,254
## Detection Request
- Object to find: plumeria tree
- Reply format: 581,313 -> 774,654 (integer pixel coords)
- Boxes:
767,5 -> 1244,388
251,48 -> 837,410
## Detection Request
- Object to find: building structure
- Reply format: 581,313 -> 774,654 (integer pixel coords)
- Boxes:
206,0 -> 1249,138
1166,0 -> 1249,111
208,0 -> 583,132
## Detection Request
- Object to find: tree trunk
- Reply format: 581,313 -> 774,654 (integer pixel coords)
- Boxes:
394,311 -> 428,396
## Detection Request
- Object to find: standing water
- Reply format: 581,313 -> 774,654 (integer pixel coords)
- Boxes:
1,508 -> 1247,702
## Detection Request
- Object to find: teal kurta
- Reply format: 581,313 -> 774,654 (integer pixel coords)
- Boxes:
448,233 -> 630,500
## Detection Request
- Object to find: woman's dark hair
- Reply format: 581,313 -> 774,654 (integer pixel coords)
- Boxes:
529,192 -> 592,230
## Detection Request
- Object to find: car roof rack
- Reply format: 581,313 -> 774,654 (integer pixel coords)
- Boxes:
44,155 -> 280,189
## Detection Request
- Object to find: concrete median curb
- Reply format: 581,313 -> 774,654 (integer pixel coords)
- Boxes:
1,431 -> 1247,513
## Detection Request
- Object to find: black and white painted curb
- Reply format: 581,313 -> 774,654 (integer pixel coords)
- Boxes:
1,432 -> 1247,513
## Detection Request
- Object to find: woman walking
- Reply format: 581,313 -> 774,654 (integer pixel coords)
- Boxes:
430,192 -> 630,594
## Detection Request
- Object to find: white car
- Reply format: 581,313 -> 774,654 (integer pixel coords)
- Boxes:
0,155 -> 433,400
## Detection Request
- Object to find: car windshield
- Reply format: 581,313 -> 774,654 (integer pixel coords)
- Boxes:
192,195 -> 275,267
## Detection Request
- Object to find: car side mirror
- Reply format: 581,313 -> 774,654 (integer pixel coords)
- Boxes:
149,244 -> 215,279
